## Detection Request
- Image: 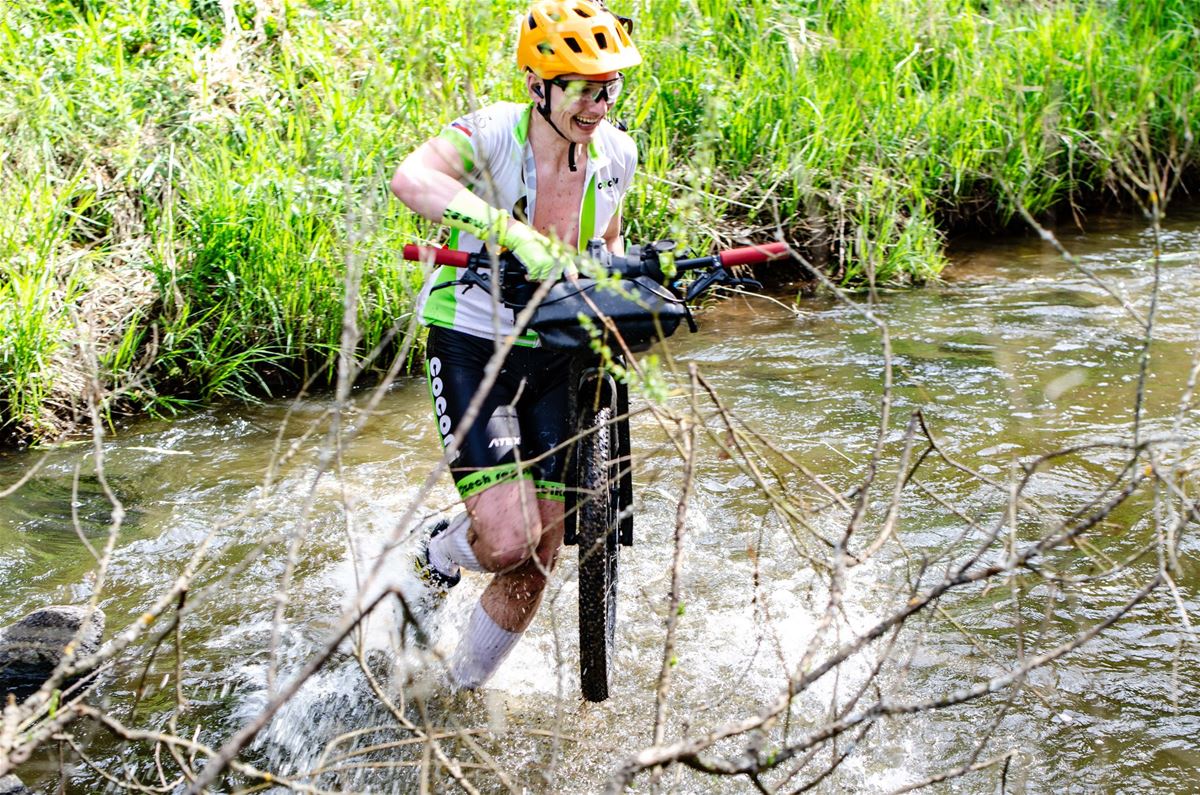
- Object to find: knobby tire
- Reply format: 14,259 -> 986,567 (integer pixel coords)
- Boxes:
577,405 -> 619,702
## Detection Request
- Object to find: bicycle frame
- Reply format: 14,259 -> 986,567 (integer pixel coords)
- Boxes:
402,236 -> 790,700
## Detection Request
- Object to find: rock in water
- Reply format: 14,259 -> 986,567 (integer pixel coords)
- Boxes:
0,605 -> 105,699
0,774 -> 33,794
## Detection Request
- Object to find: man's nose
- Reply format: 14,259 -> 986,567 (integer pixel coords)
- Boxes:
582,93 -> 611,112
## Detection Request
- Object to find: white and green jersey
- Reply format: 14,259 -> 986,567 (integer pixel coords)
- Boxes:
416,101 -> 638,345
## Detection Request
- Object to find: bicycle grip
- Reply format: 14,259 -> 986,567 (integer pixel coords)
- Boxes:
718,241 -> 790,267
402,244 -> 470,267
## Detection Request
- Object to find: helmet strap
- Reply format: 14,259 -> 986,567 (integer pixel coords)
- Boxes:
536,78 -> 580,173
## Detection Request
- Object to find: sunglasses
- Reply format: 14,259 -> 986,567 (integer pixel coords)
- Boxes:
548,74 -> 625,104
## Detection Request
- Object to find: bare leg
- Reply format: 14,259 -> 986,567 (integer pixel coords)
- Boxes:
479,498 -> 564,631
448,492 -> 564,687
463,479 -> 544,572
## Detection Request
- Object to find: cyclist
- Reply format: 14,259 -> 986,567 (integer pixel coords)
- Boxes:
389,0 -> 641,688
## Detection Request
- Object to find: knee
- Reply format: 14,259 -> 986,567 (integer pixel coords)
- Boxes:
472,522 -> 543,572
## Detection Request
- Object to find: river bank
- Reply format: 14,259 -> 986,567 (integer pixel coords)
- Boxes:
2,0 -> 1198,445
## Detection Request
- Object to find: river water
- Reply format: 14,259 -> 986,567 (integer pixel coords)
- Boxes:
2,208 -> 1198,793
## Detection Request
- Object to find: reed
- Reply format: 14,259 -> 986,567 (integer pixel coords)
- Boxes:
1,0 -> 1197,442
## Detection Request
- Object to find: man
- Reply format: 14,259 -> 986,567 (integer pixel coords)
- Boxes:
389,0 -> 640,688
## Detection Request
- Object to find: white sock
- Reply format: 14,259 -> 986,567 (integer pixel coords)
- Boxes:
449,602 -> 522,689
429,511 -> 484,575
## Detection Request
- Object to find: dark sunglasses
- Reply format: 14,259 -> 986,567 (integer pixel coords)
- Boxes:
548,73 -> 625,104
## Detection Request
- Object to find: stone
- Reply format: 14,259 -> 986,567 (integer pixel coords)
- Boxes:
0,774 -> 32,795
0,605 -> 105,698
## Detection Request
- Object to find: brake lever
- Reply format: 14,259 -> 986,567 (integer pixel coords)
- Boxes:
730,277 -> 764,291
683,264 -> 726,302
684,266 -> 766,302
431,266 -> 492,293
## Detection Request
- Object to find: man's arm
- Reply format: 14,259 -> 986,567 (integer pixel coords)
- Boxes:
390,134 -> 562,279
603,209 -> 624,255
389,137 -> 469,222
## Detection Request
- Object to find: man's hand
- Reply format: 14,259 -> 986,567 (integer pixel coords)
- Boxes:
440,188 -> 567,280
502,222 -> 565,281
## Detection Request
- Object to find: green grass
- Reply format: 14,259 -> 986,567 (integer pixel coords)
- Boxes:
625,0 -> 1199,279
1,0 -> 1198,442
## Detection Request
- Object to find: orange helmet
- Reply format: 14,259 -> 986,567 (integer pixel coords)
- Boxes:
517,0 -> 642,79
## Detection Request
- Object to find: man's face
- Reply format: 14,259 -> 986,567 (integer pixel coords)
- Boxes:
529,71 -> 621,144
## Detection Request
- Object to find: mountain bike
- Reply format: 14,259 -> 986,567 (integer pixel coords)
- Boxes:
403,238 -> 789,701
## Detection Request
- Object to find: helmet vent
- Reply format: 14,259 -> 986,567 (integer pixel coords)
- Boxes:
516,0 -> 642,77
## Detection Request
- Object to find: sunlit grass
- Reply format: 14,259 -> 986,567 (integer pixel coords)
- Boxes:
626,0 -> 1198,282
1,0 -> 1197,442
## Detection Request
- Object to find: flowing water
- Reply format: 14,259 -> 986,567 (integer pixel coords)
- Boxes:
2,208 -> 1199,793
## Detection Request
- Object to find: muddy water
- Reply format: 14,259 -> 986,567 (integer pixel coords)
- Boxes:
2,208 -> 1199,792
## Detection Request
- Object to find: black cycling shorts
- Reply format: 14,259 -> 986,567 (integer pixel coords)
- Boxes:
425,325 -> 572,501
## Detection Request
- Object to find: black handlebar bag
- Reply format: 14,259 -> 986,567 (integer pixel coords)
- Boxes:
528,275 -> 688,352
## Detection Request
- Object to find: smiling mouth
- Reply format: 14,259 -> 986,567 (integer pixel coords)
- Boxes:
573,114 -> 602,131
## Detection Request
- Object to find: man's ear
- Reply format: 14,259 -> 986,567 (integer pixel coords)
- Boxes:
526,71 -> 545,101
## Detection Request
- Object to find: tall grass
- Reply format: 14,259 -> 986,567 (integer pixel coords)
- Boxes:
626,0 -> 1199,280
1,0 -> 1197,442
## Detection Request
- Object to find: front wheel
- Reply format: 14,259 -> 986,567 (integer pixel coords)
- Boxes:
577,405 -> 619,702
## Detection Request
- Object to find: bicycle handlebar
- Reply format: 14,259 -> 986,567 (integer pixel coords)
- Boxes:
402,244 -> 470,268
716,241 -> 790,267
402,239 -> 789,285
403,237 -> 791,344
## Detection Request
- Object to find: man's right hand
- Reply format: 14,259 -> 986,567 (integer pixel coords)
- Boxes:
440,188 -> 566,281
501,221 -> 564,281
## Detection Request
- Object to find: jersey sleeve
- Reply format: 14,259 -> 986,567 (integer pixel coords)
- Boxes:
437,106 -> 505,181
614,128 -> 638,199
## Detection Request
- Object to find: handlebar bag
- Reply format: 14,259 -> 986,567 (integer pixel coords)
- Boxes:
529,275 -> 687,352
